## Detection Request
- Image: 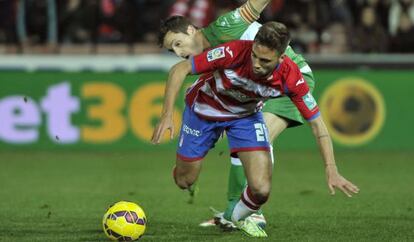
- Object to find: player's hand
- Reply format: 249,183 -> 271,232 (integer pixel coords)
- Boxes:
151,115 -> 174,144
326,166 -> 359,197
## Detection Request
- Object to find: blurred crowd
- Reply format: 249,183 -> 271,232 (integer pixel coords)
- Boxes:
0,0 -> 413,54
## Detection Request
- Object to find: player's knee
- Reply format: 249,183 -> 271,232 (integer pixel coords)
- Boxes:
175,178 -> 190,189
250,182 -> 271,204
175,177 -> 195,190
173,172 -> 195,190
252,188 -> 270,204
173,160 -> 200,189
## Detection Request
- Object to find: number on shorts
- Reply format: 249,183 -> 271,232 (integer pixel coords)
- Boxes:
254,123 -> 268,142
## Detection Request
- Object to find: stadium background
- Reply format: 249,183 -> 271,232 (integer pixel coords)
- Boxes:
0,0 -> 413,241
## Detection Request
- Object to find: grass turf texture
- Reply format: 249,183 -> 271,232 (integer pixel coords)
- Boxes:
0,150 -> 413,241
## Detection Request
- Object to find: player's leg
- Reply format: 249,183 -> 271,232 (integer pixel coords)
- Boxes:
173,157 -> 202,190
216,112 -> 288,229
224,113 -> 271,237
175,105 -> 222,196
263,112 -> 289,144
200,111 -> 273,229
217,106 -> 301,228
231,150 -> 272,221
231,150 -> 272,237
199,153 -> 245,229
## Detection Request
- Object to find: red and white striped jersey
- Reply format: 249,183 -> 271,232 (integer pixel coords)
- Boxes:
186,40 -> 320,121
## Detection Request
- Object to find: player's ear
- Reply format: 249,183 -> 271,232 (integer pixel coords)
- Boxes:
278,54 -> 286,63
187,25 -> 196,35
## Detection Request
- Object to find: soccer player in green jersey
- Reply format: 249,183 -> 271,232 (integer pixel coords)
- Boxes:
158,0 -> 350,230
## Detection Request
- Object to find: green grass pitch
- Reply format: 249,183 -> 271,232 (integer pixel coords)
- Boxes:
0,149 -> 413,241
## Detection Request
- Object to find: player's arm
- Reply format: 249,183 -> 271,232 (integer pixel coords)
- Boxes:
151,60 -> 192,144
202,1 -> 270,45
216,0 -> 270,25
286,67 -> 360,197
244,0 -> 272,20
152,41 -> 245,143
236,0 -> 263,24
307,116 -> 359,197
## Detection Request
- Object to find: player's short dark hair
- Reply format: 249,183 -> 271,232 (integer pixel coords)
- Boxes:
254,22 -> 291,56
158,16 -> 195,47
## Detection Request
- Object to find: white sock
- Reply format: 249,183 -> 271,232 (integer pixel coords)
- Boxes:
231,200 -> 256,222
230,156 -> 242,166
231,187 -> 260,222
270,144 -> 275,166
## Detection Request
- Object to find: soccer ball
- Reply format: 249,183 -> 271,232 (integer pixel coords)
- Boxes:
102,201 -> 146,241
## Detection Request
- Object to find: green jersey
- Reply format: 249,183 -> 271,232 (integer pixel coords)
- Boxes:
201,7 -> 315,126
201,8 -> 310,71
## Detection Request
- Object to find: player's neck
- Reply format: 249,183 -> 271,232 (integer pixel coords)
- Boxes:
253,66 -> 277,80
198,31 -> 211,50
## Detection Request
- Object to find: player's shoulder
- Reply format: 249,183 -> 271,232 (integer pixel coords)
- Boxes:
279,56 -> 301,76
199,40 -> 252,64
223,40 -> 253,53
281,56 -> 297,68
277,56 -> 305,89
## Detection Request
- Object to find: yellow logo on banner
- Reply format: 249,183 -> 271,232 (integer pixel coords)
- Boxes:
319,78 -> 385,146
81,82 -> 182,144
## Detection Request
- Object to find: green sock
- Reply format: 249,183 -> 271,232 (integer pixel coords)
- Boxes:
223,164 -> 246,220
224,199 -> 238,220
227,164 -> 246,200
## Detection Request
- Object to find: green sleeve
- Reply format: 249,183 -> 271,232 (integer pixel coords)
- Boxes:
201,8 -> 250,47
284,46 -> 308,69
201,8 -> 312,76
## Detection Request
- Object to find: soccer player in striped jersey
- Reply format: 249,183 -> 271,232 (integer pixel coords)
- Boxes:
152,22 -> 359,237
159,0 -> 277,229
158,0 -> 318,230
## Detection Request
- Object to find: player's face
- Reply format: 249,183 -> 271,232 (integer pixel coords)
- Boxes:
163,26 -> 204,59
251,43 -> 282,78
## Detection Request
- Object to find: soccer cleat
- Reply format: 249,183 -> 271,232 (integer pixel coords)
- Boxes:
199,207 -> 266,230
249,213 -> 267,229
199,207 -> 237,230
214,212 -> 237,231
235,217 -> 268,237
199,218 -> 216,227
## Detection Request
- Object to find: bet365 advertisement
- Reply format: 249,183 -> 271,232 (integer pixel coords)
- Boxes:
0,70 -> 412,150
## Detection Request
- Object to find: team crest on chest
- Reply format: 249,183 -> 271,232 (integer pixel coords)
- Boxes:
207,47 -> 225,62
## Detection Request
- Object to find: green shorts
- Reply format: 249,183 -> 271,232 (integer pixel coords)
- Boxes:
262,71 -> 315,128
